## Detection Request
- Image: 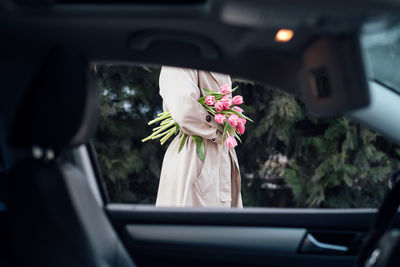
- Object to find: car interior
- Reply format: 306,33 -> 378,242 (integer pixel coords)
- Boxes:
0,0 -> 400,266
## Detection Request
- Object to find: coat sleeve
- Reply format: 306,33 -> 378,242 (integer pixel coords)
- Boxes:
159,66 -> 223,143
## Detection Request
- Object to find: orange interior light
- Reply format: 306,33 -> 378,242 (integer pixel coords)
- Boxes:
275,29 -> 294,43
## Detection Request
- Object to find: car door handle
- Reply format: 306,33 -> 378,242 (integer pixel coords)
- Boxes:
300,233 -> 350,254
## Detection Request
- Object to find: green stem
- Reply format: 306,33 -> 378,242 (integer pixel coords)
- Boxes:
151,126 -> 175,139
152,125 -> 163,131
152,121 -> 175,135
148,112 -> 171,125
160,118 -> 173,125
160,127 -> 176,145
141,121 -> 175,142
205,107 -> 216,115
157,111 -> 169,117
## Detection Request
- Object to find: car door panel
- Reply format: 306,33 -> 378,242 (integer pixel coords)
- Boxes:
106,204 -> 389,266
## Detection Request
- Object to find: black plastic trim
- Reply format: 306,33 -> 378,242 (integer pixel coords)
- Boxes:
86,141 -> 110,203
106,204 -> 390,231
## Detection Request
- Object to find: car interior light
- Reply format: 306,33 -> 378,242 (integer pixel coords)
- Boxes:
275,29 -> 294,42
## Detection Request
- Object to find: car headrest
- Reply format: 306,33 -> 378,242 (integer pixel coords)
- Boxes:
8,46 -> 99,149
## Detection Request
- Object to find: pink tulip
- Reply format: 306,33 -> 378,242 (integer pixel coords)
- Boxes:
205,95 -> 215,106
232,106 -> 243,113
214,101 -> 224,112
219,84 -> 232,94
222,99 -> 232,110
228,114 -> 240,126
221,94 -> 231,101
232,95 -> 243,105
226,136 -> 238,148
214,114 -> 226,124
240,117 -> 246,125
237,120 -> 245,134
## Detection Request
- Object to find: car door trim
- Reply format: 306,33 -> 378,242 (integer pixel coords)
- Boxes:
125,224 -> 306,253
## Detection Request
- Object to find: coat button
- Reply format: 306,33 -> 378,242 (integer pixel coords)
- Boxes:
206,115 -> 212,122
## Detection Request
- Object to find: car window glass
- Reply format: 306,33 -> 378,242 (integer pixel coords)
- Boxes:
92,64 -> 400,208
363,23 -> 400,93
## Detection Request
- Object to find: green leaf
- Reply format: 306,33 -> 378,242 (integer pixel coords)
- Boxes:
343,174 -> 353,187
178,133 -> 188,153
233,131 -> 242,143
203,88 -> 215,94
203,88 -> 220,97
222,122 -> 229,141
230,109 -> 254,122
203,106 -> 216,115
227,124 -> 235,135
192,135 -> 205,162
227,125 -> 242,144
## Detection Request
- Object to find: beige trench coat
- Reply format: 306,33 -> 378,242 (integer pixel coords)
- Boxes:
155,66 -> 243,208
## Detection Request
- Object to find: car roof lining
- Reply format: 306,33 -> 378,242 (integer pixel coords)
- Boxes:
1,0 -> 399,119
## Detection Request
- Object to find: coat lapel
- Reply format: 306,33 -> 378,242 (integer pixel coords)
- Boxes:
210,71 -> 229,88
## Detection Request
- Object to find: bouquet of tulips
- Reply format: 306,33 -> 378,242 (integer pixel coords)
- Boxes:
142,84 -> 253,161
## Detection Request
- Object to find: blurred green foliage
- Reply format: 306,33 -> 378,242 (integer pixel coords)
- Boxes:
93,65 -> 400,208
